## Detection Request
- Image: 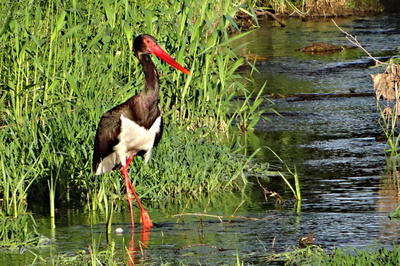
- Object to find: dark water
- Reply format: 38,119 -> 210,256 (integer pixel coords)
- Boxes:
5,13 -> 400,265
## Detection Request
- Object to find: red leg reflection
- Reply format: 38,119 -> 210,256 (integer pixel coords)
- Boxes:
127,225 -> 152,265
140,226 -> 151,247
128,228 -> 135,266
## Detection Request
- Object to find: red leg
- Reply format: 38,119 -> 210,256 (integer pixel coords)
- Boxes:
122,164 -> 135,228
122,155 -> 153,229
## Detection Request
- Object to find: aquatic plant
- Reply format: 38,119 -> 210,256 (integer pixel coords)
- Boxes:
0,214 -> 42,250
265,147 -> 302,203
370,63 -> 400,156
263,244 -> 400,265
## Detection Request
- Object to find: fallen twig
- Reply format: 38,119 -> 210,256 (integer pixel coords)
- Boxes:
254,9 -> 286,27
256,175 -> 284,205
332,19 -> 386,65
173,213 -> 260,222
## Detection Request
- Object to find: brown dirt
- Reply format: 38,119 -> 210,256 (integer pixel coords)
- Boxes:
234,0 -> 384,30
251,0 -> 383,18
299,0 -> 383,17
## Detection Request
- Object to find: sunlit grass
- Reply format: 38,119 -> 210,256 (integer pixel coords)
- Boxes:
0,0 -> 268,249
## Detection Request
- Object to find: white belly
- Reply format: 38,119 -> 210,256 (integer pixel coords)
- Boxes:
95,115 -> 161,175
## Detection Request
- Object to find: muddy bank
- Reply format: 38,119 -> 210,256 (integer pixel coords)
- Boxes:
288,0 -> 384,17
235,0 -> 386,30
237,0 -> 384,23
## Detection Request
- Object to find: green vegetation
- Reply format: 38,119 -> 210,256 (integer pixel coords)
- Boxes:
266,146 -> 301,203
264,244 -> 400,265
0,0 -> 268,251
370,61 -> 400,157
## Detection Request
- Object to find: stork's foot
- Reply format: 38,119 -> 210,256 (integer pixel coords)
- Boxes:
140,210 -> 153,228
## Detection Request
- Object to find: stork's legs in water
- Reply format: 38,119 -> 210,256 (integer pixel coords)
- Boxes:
121,155 -> 153,229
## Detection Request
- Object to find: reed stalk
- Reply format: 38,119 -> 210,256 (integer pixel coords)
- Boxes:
48,177 -> 56,228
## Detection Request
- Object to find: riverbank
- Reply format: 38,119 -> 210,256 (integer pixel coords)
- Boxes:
235,0 -> 385,30
251,0 -> 384,18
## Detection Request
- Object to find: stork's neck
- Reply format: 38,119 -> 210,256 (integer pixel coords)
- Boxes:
139,54 -> 159,95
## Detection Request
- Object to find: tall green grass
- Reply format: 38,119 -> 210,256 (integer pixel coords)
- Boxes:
0,0 -> 264,247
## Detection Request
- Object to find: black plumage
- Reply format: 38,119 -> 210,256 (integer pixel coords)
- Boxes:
92,34 -> 190,228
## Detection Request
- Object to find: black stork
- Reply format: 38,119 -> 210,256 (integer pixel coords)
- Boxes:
92,34 -> 190,229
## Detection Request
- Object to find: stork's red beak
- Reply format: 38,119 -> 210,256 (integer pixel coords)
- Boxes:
151,45 -> 191,75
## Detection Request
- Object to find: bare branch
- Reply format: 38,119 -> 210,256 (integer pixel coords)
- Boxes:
172,213 -> 260,222
332,19 -> 386,65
